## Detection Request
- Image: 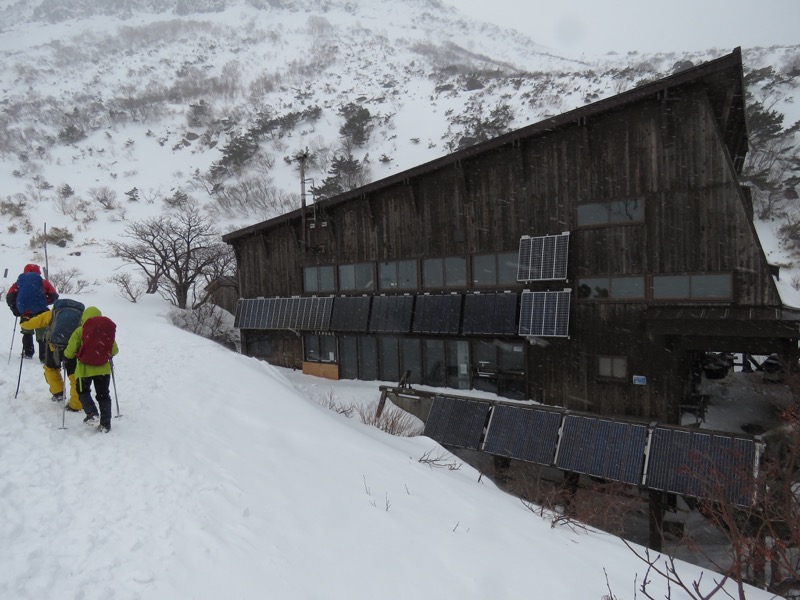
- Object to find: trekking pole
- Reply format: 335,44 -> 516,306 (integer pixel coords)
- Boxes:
14,350 -> 24,399
59,361 -> 68,430
43,222 -> 49,279
110,359 -> 121,418
7,316 -> 17,364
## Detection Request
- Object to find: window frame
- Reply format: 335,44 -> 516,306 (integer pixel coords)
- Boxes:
303,265 -> 336,293
338,262 -> 374,292
650,272 -> 733,301
378,259 -> 418,291
577,275 -> 646,301
597,355 -> 627,381
576,196 -> 645,228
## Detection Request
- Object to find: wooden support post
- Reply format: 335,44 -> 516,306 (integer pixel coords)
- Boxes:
375,388 -> 388,419
648,491 -> 665,552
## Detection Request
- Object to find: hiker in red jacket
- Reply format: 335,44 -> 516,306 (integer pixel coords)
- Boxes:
5,264 -> 58,361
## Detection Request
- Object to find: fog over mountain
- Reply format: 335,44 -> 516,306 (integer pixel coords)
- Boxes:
1,0 -> 797,244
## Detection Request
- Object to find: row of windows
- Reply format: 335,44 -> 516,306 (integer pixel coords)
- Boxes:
303,334 -> 630,396
308,260 -> 733,302
304,253 -> 518,293
304,334 -> 527,399
577,273 -> 732,301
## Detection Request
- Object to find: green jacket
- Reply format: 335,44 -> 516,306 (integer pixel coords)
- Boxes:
64,306 -> 119,380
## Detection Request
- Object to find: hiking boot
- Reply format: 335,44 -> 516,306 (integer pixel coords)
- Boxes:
50,392 -> 64,403
66,405 -> 81,413
98,423 -> 111,433
83,414 -> 99,426
23,353 -> 34,359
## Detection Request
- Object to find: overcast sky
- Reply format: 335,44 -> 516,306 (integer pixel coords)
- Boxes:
452,0 -> 799,56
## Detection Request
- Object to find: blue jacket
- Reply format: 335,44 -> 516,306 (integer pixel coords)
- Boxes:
15,272 -> 48,316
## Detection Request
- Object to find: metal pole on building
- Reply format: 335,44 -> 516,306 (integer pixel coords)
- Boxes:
295,149 -> 309,249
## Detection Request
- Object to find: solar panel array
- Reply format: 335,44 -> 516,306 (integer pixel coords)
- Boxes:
369,295 -> 414,333
462,293 -> 518,335
518,290 -> 571,337
329,296 -> 372,332
645,427 -> 758,507
418,392 -> 761,507
482,404 -> 562,465
234,297 -> 333,330
517,233 -> 570,281
555,415 -> 648,485
412,294 -> 462,334
423,396 -> 491,450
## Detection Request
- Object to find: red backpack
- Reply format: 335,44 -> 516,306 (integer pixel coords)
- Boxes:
77,316 -> 116,366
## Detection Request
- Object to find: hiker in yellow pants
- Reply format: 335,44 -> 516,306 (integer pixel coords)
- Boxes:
20,308 -> 82,411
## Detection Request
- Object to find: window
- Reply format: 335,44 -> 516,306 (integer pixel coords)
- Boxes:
378,260 -> 417,290
423,256 -> 466,289
338,263 -> 374,291
472,252 -> 518,286
577,276 -> 645,300
598,356 -> 627,380
576,197 -> 644,227
379,336 -> 400,382
472,339 -> 525,397
303,265 -> 335,293
304,334 -> 337,362
358,336 -> 378,380
651,273 -> 732,300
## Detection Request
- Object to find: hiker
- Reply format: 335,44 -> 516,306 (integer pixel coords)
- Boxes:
5,264 -> 58,361
19,298 -> 85,411
64,306 -> 118,433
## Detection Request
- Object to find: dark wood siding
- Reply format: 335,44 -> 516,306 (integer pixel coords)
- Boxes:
228,52 -> 792,424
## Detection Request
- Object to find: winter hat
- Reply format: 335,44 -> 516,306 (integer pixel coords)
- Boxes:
23,263 -> 41,274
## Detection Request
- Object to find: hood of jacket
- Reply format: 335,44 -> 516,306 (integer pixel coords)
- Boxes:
24,263 -> 41,274
81,306 -> 102,324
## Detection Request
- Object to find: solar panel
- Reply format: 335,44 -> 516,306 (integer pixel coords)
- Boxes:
369,295 -> 414,333
296,297 -> 333,330
518,290 -> 570,337
555,415 -> 648,484
423,396 -> 491,450
462,293 -> 518,335
482,404 -> 563,465
412,294 -> 462,334
231,297 -> 333,330
517,233 -> 570,281
330,296 -> 371,332
645,427 -> 758,507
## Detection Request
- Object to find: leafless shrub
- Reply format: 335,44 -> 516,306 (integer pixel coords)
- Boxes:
357,401 -> 422,436
249,71 -> 282,97
88,186 -> 118,210
28,226 -> 73,249
108,272 -> 144,303
314,388 -> 356,417
0,198 -> 27,218
168,303 -> 237,350
207,175 -> 297,220
418,448 -> 461,470
49,267 -> 91,294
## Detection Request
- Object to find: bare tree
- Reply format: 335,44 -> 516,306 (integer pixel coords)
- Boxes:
108,202 -> 232,309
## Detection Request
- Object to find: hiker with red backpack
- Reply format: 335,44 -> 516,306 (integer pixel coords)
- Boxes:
19,298 -> 85,411
64,306 -> 119,433
5,264 -> 58,361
